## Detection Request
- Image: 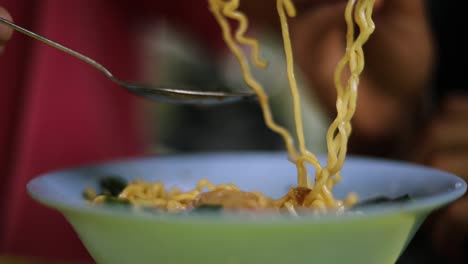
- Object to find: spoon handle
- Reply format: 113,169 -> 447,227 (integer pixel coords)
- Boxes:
0,17 -> 116,80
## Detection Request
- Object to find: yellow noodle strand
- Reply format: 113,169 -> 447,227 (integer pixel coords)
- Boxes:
90,0 -> 377,213
222,0 -> 268,68
209,0 -> 300,160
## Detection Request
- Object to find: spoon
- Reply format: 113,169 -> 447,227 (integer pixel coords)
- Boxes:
0,17 -> 255,105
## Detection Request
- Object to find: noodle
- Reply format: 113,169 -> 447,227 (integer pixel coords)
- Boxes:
88,0 -> 376,214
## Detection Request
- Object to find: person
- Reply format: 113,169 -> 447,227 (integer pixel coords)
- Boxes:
287,0 -> 468,263
1,0 -> 467,263
241,0 -> 468,263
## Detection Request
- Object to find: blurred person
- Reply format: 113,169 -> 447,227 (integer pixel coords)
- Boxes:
286,0 -> 467,263
242,0 -> 467,262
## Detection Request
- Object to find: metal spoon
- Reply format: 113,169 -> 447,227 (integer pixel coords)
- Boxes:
0,17 -> 255,105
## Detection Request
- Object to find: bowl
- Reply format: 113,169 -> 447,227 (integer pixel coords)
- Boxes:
27,152 -> 466,264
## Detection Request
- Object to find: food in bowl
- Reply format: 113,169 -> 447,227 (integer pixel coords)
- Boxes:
84,176 -> 413,215
25,1 -> 468,263
83,0 -> 378,214
27,153 -> 467,264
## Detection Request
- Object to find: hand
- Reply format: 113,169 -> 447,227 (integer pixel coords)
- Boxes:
289,0 -> 434,145
413,95 -> 468,181
0,6 -> 13,55
429,196 -> 468,263
412,95 -> 468,263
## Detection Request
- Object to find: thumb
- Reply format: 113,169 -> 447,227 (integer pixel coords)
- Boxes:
0,6 -> 13,53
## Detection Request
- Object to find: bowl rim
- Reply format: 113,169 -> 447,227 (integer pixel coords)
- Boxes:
27,152 -> 467,224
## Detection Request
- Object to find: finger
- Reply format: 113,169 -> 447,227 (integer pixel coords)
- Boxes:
431,152 -> 468,180
431,197 -> 468,262
0,6 -> 13,54
414,119 -> 468,164
432,119 -> 468,151
443,94 -> 468,116
446,196 -> 468,227
0,7 -> 13,42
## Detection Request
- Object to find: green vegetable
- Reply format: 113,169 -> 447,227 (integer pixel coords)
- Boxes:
102,196 -> 131,206
354,194 -> 412,208
192,204 -> 223,213
99,176 -> 127,197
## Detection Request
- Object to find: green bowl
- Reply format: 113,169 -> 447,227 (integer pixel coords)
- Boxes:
27,152 -> 466,264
